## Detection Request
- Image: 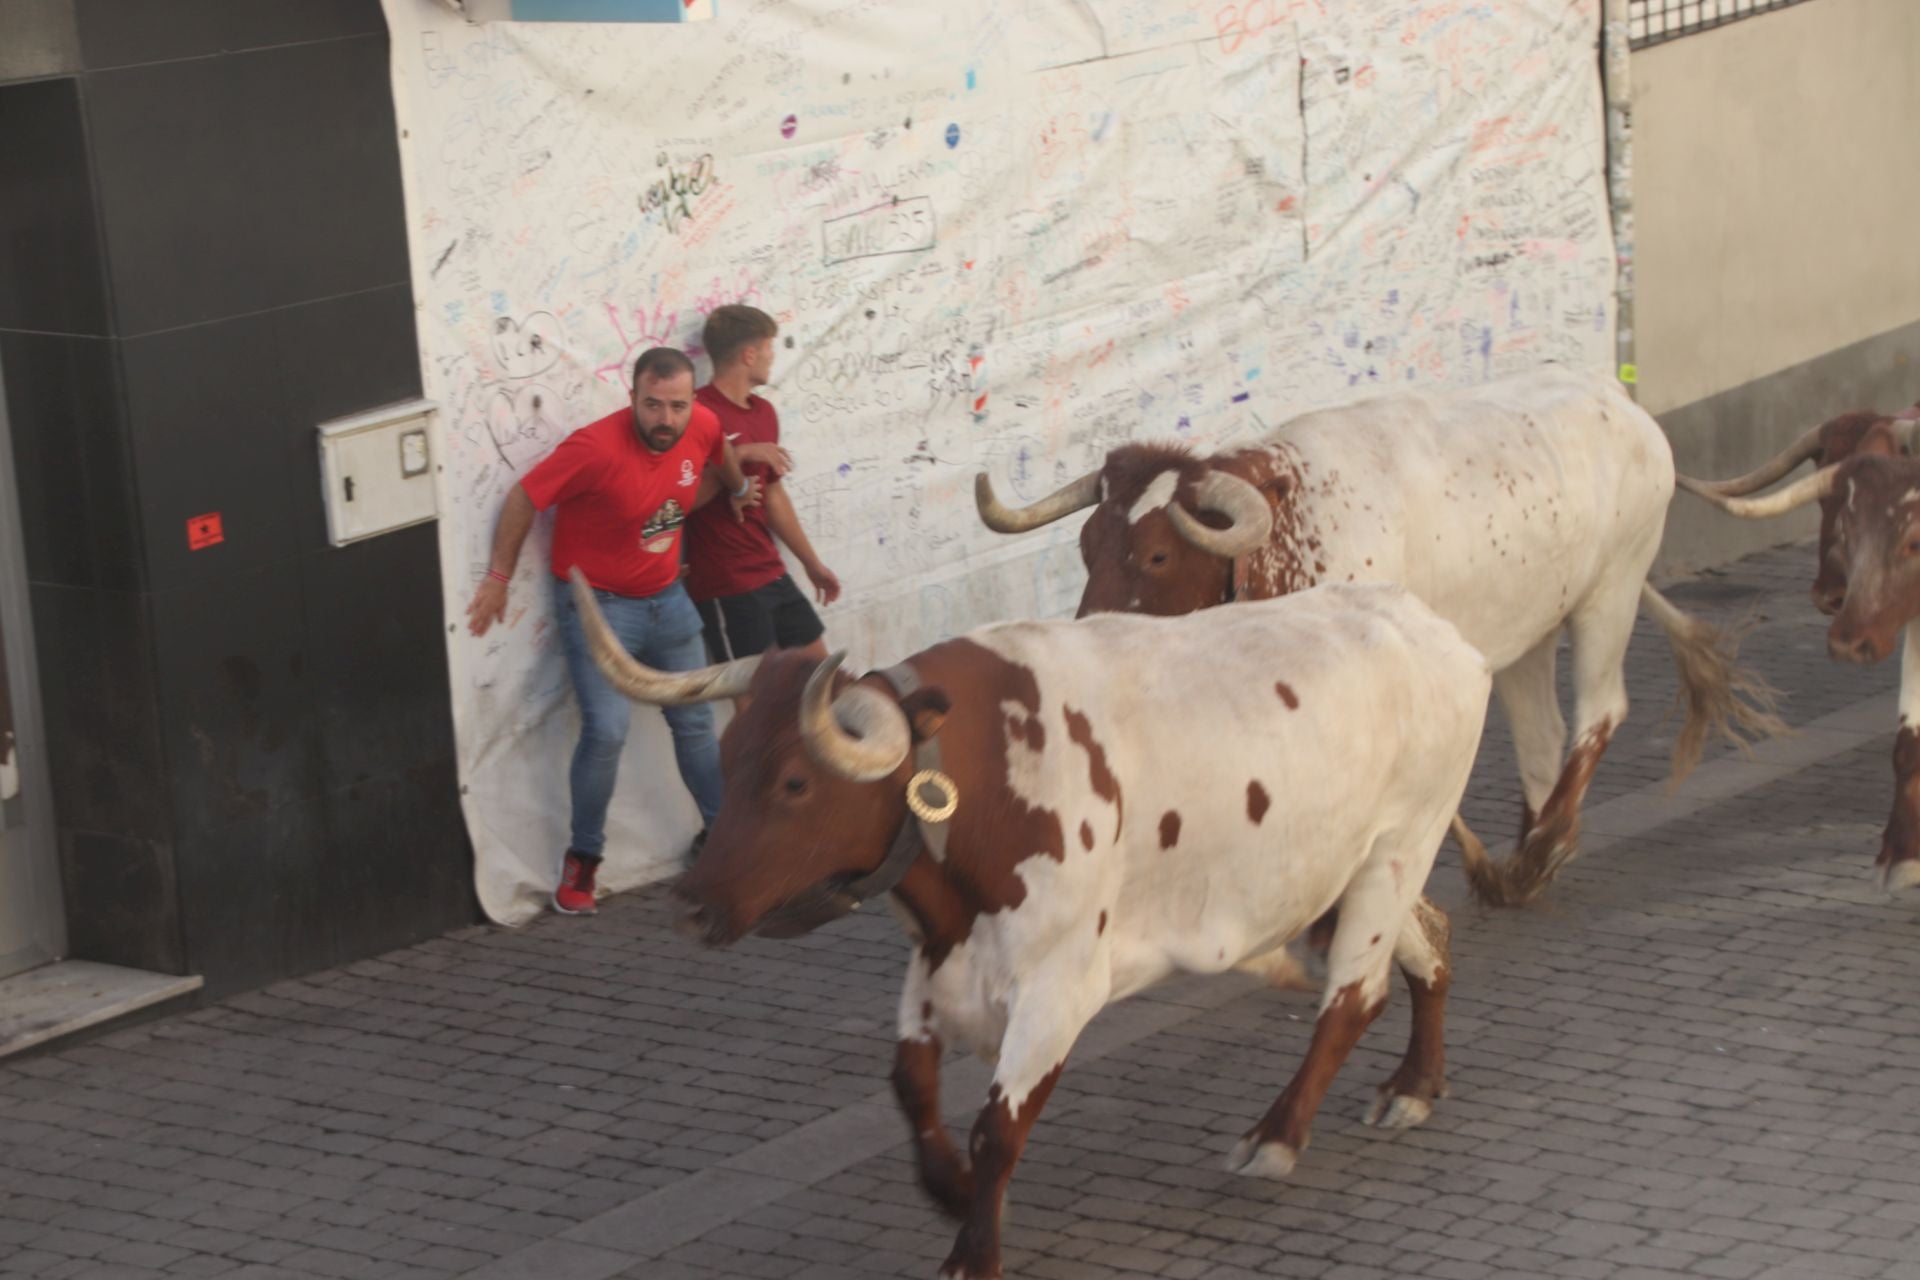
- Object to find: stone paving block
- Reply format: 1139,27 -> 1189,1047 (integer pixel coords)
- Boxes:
160,1258 -> 244,1278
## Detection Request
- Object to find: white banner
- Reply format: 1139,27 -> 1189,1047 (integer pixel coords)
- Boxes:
382,0 -> 1615,924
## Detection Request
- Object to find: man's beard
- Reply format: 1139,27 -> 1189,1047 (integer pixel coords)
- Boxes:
642,425 -> 681,452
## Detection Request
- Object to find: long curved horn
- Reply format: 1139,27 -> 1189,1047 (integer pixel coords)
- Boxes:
975,469 -> 1101,534
568,567 -> 759,704
797,652 -> 911,782
1680,424 -> 1825,497
1166,471 -> 1274,559
1674,465 -> 1839,520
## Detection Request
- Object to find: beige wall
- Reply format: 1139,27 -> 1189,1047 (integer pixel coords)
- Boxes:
1634,0 -> 1920,416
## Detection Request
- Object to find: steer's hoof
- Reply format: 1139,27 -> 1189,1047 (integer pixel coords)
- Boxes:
1364,1091 -> 1433,1130
1227,1134 -> 1300,1179
1881,858 -> 1920,893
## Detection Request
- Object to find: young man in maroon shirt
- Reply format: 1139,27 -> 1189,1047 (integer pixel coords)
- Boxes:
465,347 -> 760,915
683,306 -> 841,690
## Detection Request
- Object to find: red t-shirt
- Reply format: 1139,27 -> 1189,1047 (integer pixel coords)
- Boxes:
683,385 -> 788,601
520,404 -> 723,598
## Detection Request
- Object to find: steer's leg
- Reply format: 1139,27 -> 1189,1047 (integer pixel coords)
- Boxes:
892,952 -> 974,1221
1471,583 -> 1635,908
1230,826 -> 1431,1179
1365,895 -> 1451,1130
1879,627 -> 1920,891
1492,631 -> 1566,845
940,968 -> 1105,1280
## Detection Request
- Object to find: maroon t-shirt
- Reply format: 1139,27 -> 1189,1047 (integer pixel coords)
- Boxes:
683,385 -> 787,601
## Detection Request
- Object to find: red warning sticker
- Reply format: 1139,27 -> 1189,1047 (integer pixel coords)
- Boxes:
187,512 -> 224,551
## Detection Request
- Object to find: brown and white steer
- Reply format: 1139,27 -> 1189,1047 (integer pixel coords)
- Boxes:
571,570 -> 1488,1280
977,368 -> 1784,907
1678,405 -> 1920,888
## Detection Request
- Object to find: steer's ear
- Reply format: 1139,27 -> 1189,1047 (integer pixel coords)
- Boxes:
900,687 -> 952,743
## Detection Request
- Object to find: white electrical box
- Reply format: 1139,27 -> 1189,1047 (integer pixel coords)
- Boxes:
317,399 -> 440,548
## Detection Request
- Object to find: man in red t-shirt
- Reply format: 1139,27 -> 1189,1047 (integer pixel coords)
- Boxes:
466,347 -> 760,915
683,306 -> 842,701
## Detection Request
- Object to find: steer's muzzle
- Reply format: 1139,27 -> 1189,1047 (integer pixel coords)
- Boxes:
1828,626 -> 1888,665
671,882 -> 735,948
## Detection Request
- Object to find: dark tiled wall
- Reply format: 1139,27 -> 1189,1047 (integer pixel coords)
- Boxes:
0,0 -> 476,997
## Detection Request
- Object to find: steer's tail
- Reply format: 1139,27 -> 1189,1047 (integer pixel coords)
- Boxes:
1449,814 -> 1506,904
1639,584 -> 1788,784
1451,811 -> 1568,908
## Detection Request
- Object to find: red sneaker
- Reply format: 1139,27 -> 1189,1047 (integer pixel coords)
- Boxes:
553,851 -> 600,915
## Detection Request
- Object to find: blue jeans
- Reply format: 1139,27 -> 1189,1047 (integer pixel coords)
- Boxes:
554,578 -> 722,859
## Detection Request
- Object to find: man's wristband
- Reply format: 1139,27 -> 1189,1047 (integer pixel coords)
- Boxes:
733,475 -> 753,498
486,569 -> 511,585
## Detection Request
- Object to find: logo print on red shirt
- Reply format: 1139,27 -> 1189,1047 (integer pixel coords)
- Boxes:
639,499 -> 686,554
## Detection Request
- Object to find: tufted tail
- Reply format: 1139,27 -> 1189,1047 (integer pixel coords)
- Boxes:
1639,584 -> 1789,786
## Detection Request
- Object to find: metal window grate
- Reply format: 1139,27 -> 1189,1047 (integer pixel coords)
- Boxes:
1629,0 -> 1819,49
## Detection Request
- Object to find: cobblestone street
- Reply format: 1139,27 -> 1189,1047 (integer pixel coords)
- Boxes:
7,539 -> 1920,1280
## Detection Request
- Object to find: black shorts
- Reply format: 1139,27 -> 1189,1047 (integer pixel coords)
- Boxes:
695,574 -> 826,661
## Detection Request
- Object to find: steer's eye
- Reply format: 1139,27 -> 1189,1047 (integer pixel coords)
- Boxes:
783,776 -> 810,797
1906,537 -> 1920,557
1148,550 -> 1169,568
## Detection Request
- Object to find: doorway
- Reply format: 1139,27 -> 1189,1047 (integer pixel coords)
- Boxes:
0,350 -> 65,979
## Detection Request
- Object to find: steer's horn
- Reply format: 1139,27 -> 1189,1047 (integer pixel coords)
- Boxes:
798,652 -> 911,782
569,567 -> 759,703
1166,471 -> 1274,559
975,469 -> 1101,534
1674,465 -> 1840,520
1679,423 -> 1825,497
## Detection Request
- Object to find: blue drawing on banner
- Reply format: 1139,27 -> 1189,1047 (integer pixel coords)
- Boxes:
945,123 -> 961,149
